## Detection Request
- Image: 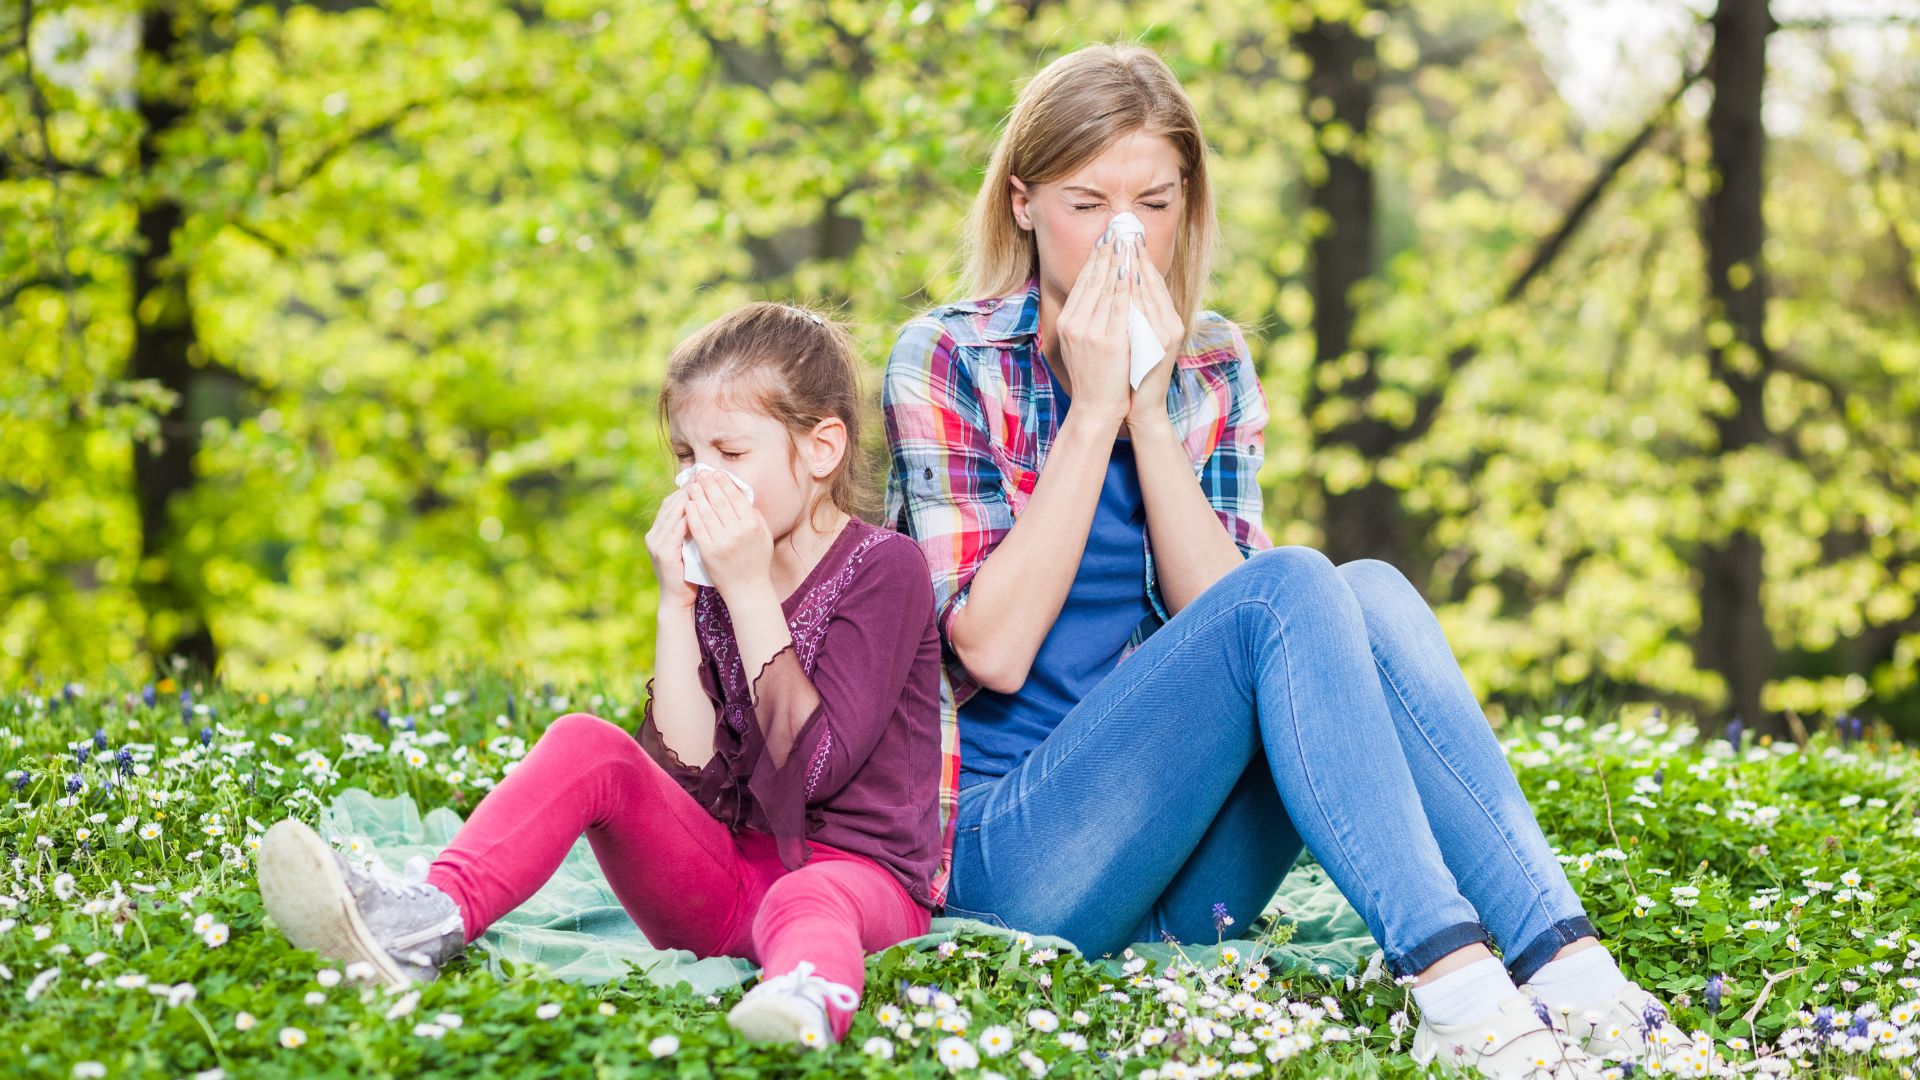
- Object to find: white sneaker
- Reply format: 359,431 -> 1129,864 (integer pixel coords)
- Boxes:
1410,995 -> 1600,1078
725,961 -> 860,1046
1538,980 -> 1686,1063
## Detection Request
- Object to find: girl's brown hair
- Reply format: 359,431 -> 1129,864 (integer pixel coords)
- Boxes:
962,43 -> 1219,333
658,302 -> 878,529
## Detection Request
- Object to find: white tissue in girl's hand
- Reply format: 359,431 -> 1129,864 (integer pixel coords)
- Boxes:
1101,212 -> 1166,391
673,463 -> 755,587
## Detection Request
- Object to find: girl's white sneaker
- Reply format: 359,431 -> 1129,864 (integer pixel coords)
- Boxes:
725,961 -> 860,1046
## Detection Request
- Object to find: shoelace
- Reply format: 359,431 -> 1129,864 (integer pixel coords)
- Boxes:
758,961 -> 860,1014
341,853 -> 460,959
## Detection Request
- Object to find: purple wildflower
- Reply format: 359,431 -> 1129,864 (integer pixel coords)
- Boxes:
1639,1001 -> 1668,1038
1847,1013 -> 1870,1039
65,775 -> 82,795
375,706 -> 390,728
141,684 -> 157,708
93,728 -> 108,751
1704,973 -> 1723,1015
1812,1006 -> 1834,1039
1531,997 -> 1554,1029
1211,902 -> 1233,935
12,771 -> 29,792
200,727 -> 214,748
74,744 -> 89,767
1724,718 -> 1744,751
116,747 -> 134,777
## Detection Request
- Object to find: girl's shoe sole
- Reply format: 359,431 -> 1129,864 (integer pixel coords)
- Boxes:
257,819 -> 411,989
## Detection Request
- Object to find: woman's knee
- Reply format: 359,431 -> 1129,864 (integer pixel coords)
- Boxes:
1235,545 -> 1345,601
1336,559 -> 1431,623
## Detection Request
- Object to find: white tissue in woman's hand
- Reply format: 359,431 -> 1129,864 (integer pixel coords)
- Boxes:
1102,212 -> 1166,390
674,463 -> 755,587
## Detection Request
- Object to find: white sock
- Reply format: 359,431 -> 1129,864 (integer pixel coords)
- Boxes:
1518,945 -> 1628,1011
1410,956 -> 1520,1028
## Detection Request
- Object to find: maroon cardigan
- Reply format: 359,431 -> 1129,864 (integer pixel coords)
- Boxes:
639,518 -> 944,908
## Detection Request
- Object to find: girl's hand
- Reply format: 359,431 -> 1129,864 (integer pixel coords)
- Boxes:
1053,231 -> 1135,424
1126,252 -> 1184,434
644,486 -> 697,612
684,470 -> 774,606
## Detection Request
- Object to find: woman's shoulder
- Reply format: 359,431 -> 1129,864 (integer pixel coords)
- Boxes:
1180,309 -> 1251,365
892,284 -> 1034,356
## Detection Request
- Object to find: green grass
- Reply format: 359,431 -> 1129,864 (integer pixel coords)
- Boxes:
4,674 -> 1919,1078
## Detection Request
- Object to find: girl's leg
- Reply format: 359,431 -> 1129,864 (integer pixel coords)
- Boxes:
948,545 -> 1489,977
426,712 -> 770,958
748,855 -> 931,1040
1335,558 -> 1596,983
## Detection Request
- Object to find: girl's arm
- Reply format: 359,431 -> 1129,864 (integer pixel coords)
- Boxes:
640,485 -> 718,767
645,602 -> 717,767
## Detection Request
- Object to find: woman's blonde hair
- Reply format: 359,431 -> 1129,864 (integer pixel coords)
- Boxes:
961,43 -> 1219,333
658,302 -> 879,528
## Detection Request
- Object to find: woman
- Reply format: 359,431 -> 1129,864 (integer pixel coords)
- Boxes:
882,44 -> 1675,1077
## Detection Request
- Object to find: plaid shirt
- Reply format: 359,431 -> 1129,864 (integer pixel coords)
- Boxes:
882,276 -> 1273,900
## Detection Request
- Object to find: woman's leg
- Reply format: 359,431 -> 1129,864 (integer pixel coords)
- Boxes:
426,712 -> 771,958
1335,559 -> 1596,983
948,545 -> 1490,976
750,854 -> 931,1039
1128,757 -> 1302,946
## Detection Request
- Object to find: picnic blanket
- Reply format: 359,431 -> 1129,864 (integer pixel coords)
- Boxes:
321,787 -> 1380,992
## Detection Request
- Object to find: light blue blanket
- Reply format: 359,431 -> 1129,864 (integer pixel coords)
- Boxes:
322,787 -> 1378,992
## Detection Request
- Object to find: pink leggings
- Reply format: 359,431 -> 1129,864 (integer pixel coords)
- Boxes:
425,713 -> 930,1038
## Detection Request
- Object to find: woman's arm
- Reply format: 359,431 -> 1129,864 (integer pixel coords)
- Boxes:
1128,415 -> 1245,615
946,405 -> 1124,693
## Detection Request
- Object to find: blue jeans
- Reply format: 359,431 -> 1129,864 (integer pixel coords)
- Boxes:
943,547 -> 1594,982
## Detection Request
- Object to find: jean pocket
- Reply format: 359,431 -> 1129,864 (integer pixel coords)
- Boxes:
937,901 -> 1011,931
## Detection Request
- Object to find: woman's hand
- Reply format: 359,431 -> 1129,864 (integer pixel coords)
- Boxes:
1126,249 -> 1184,435
1053,231 -> 1135,424
684,469 -> 775,606
644,486 -> 698,612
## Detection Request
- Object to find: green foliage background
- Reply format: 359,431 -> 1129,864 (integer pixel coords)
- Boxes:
4,1 -> 1918,730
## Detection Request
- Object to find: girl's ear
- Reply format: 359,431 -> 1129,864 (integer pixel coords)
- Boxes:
804,416 -> 848,480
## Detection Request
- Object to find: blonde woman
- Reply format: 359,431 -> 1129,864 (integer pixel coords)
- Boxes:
883,44 -> 1674,1076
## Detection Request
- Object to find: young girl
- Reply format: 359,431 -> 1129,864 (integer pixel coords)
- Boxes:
258,302 -> 946,1045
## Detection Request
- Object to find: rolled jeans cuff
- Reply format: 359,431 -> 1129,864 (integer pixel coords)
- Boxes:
1506,914 -> 1599,986
1389,920 -> 1493,980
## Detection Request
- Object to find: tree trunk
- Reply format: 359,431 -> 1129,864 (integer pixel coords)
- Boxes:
1697,0 -> 1775,735
130,5 -> 216,672
1298,12 -> 1423,582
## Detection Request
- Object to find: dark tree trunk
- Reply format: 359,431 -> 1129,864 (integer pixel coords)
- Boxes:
1697,0 -> 1776,735
130,5 -> 216,672
1298,12 -> 1423,583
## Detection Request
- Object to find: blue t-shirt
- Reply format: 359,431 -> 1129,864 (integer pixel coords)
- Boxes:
957,360 -> 1152,783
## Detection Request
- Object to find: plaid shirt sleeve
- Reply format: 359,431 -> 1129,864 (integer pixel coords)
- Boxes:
881,317 -> 1013,673
1202,319 -> 1274,559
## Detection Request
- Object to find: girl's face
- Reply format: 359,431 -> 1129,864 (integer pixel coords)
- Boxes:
667,381 -> 845,545
1011,131 -> 1187,304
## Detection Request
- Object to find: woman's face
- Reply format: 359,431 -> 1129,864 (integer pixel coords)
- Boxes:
667,381 -> 843,545
1011,131 -> 1187,305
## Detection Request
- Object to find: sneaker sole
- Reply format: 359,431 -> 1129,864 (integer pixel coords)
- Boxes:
258,819 -> 412,989
726,993 -> 822,1044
